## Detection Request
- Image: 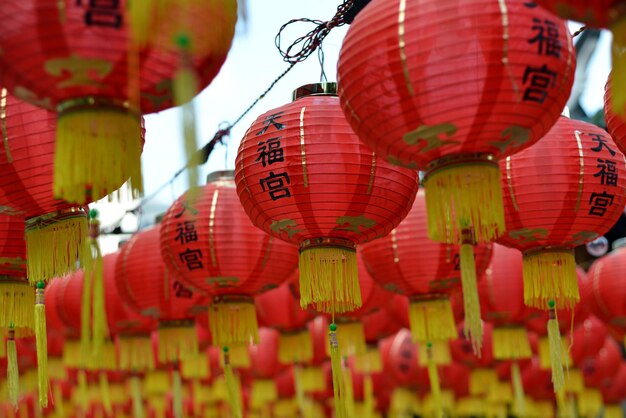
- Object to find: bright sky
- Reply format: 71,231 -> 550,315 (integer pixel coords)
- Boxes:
94,1 -> 614,254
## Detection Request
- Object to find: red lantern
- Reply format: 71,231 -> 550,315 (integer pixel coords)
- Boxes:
580,337 -> 622,389
450,322 -> 494,369
498,116 -> 626,311
361,305 -> 402,345
337,0 -> 574,251
0,0 -> 237,204
570,316 -> 610,366
160,170 -> 298,349
601,362 -> 626,405
235,82 -> 418,316
380,330 -> 430,391
441,363 -> 471,398
115,226 -> 208,364
522,358 -> 554,401
361,190 -> 492,351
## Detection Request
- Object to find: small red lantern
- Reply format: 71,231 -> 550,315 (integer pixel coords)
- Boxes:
0,0 -> 237,204
570,316 -> 610,366
580,337 -> 622,389
380,330 -> 429,391
338,0 -> 574,253
160,171 -> 298,349
601,362 -> 626,412
115,226 -> 208,364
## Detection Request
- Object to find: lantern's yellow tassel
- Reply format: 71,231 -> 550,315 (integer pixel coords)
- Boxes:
299,246 -> 360,314
426,343 -> 443,418
26,211 -> 87,282
35,285 -> 48,407
564,368 -> 584,394
510,362 -> 525,417
85,222 -> 107,358
610,19 -> 626,114
329,324 -> 347,418
459,243 -> 483,354
181,351 -> 210,380
177,80 -> 200,192
220,344 -> 250,369
363,374 -> 374,418
250,379 -> 278,410
0,329 -> 5,358
548,302 -> 565,392
298,366 -> 325,393
130,375 -> 144,418
54,106 -> 143,204
469,368 -> 497,396
48,358 -> 67,381
223,348 -> 242,418
144,371 -> 169,397
172,370 -> 183,418
354,346 -> 382,374
149,396 -> 167,418
343,367 -> 356,418
417,340 -> 451,366
7,331 -> 19,408
492,326 -> 531,360
424,160 -> 504,244
157,322 -> 198,363
523,249 -> 578,309
294,366 -> 306,417
334,321 -> 366,357
408,298 -> 456,343
128,0 -> 153,47
118,335 -> 155,371
77,370 -> 89,413
80,252 -> 93,361
99,372 -> 112,416
604,404 -> 623,418
54,382 -> 66,418
279,330 -> 312,364
209,299 -> 259,347
539,335 -> 571,369
390,388 -> 421,417
578,389 -> 603,418
0,281 -> 35,332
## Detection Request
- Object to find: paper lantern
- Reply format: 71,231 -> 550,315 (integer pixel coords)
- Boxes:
580,337 -> 622,389
0,0 -> 237,204
570,316 -> 610,366
361,190 -> 492,352
601,363 -> 626,407
338,0 -> 574,250
499,116 -> 626,311
380,330 -> 429,390
116,226 -> 208,364
235,82 -> 418,316
160,171 -> 298,349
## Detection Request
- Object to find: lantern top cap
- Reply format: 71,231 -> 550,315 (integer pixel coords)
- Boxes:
292,82 -> 337,101
206,170 -> 235,183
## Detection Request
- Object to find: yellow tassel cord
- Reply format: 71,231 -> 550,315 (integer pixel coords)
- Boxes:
343,366 -> 356,418
459,242 -> 483,354
87,340 -> 116,371
363,374 -> 374,418
390,388 -> 421,418
424,160 -> 505,244
535,400 -> 555,418
149,396 -> 167,418
335,321 -> 367,357
417,340 -> 451,367
278,330 -> 312,364
578,389 -> 603,418
297,366 -> 325,393
354,346 -> 382,374
53,383 -> 66,418
0,281 -> 35,332
408,298 -> 457,343
487,381 -> 512,404
176,62 -> 201,192
157,322 -> 199,363
84,213 -> 108,359
250,379 -> 278,410
25,211 -> 87,283
118,335 -> 155,371
80,254 -> 93,361
172,369 -> 184,418
510,362 -> 526,417
522,250 -> 579,310
209,299 -> 259,347
610,19 -> 626,114
77,370 -> 89,414
604,405 -> 623,418
144,370 -> 169,397
63,339 -> 82,369
181,351 -> 210,380
98,372 -> 112,416
564,368 -> 584,394
539,335 -> 571,369
109,383 -> 127,406
0,329 -> 5,358
329,324 -> 347,418
54,106 -> 143,204
130,375 -> 145,418
492,326 -> 531,360
222,348 -> 243,418
454,397 -> 483,417
7,330 -> 19,408
274,399 -> 299,418
548,301 -> 565,392
294,366 -> 307,418
469,368 -> 497,396
35,284 -> 49,407
299,245 -> 361,314
219,344 -> 250,369
425,343 -> 443,418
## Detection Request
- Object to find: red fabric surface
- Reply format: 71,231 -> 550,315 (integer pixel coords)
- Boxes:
450,322 -> 495,368
587,246 -> 626,332
0,214 -> 26,278
570,316 -> 610,365
338,0 -> 574,169
580,336 -> 622,388
255,278 -> 314,332
235,92 -> 418,246
535,0 -> 623,27
380,329 -> 429,390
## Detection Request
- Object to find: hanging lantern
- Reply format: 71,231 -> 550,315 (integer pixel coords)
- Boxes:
601,362 -> 626,418
242,328 -> 284,411
570,316 -> 610,367
160,170 -> 298,352
337,0 -> 574,259
0,0 -> 237,204
380,330 -> 430,392
580,337 -> 622,389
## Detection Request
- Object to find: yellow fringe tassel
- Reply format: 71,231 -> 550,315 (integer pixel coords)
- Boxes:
63,339 -> 81,369
35,285 -> 48,407
0,281 -> 35,332
77,370 -> 89,413
298,366 -> 325,393
223,348 -> 242,418
454,397 -> 483,417
329,324 -> 347,418
424,161 -> 505,244
548,306 -> 565,393
610,19 -> 626,114
144,370 -> 169,396
118,335 -> 155,371
7,332 -> 19,408
523,250 -> 579,309
539,335 -> 571,370
54,383 -> 66,418
209,300 -> 259,347
426,344 -> 443,418
535,400 -> 554,418
250,379 -> 278,410
172,370 -> 183,418
408,298 -> 457,343
294,366 -> 306,417
492,326 -> 531,360
149,396 -> 167,418
130,375 -> 144,418
354,346 -> 382,374
488,381 -> 512,404
54,106 -> 143,204
363,374 -> 374,418
26,212 -> 87,283
157,322 -> 199,363
460,243 -> 483,354
99,372 -> 112,416
335,321 -> 367,357
469,368 -> 497,396
278,330 -> 313,364
604,405 -> 623,418
181,351 -> 210,380
299,246 -> 361,313
390,388 -> 421,417
417,340 -> 451,366
0,329 -> 5,358
343,366 -> 356,418
48,358 -> 67,381
219,344 -> 250,369
578,389 -> 603,418
564,368 -> 584,394
86,340 -> 116,371
178,86 -> 200,192
511,362 -> 526,417
85,232 -> 107,359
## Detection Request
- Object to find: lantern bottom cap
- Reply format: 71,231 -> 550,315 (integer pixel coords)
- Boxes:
522,249 -> 579,310
157,322 -> 199,364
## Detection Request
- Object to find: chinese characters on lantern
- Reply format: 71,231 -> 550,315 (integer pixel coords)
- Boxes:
174,202 -> 204,271
588,133 -> 619,217
76,0 -> 123,28
256,112 -> 292,201
522,2 -> 562,104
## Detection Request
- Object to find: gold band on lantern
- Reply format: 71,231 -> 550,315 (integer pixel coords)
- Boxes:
423,153 -> 497,179
299,237 -> 356,253
57,96 -> 139,117
292,82 -> 337,101
25,207 -> 87,231
158,318 -> 195,329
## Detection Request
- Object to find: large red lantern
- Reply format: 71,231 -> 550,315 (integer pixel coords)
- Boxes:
160,171 -> 298,349
570,316 -> 610,366
499,116 -> 626,311
0,0 -> 237,204
337,0 -> 575,261
115,226 -> 208,364
235,82 -> 418,316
